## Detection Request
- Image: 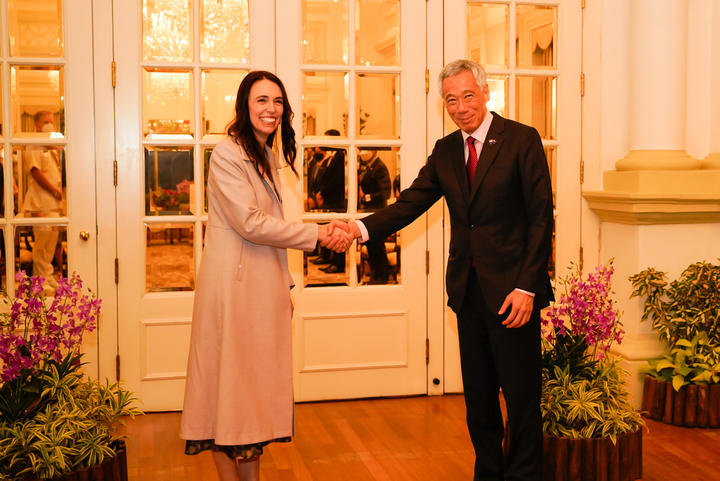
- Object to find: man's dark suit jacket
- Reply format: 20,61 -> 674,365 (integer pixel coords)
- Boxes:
359,156 -> 392,210
362,113 -> 554,313
315,150 -> 346,210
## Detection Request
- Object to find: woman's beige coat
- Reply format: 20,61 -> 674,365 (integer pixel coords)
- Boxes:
180,137 -> 318,446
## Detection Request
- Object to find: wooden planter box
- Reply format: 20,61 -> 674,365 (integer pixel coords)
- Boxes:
542,429 -> 642,481
641,375 -> 720,427
29,440 -> 128,481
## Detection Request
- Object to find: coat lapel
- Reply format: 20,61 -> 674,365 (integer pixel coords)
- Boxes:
265,148 -> 283,205
469,113 -> 504,202
243,147 -> 283,206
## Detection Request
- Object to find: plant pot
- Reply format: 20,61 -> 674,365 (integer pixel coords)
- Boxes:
27,440 -> 128,481
541,429 -> 642,481
641,375 -> 720,427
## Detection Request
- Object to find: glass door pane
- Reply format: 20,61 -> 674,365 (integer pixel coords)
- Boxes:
142,0 -> 192,62
516,4 -> 557,69
467,3 -> 508,68
302,0 -> 348,64
200,0 -> 250,63
8,0 -> 64,57
355,0 -> 400,66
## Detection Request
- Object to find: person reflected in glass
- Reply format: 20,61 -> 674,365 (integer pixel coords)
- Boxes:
180,71 -> 350,481
312,129 -> 347,274
22,111 -> 63,295
392,173 -> 401,201
358,150 -> 391,283
305,146 -> 323,210
312,129 -> 345,212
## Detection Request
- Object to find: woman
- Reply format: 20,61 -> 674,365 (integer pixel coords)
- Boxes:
180,71 -> 348,481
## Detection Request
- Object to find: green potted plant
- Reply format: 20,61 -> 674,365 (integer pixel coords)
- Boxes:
629,261 -> 720,427
540,261 -> 644,481
0,272 -> 140,480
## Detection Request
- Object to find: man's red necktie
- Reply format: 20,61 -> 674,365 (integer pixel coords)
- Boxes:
466,136 -> 478,185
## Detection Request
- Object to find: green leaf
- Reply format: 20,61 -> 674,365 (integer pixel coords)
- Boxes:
655,360 -> 675,371
691,372 -> 710,383
672,374 -> 687,391
676,366 -> 693,377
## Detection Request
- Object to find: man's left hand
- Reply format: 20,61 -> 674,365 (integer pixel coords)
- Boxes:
499,289 -> 534,328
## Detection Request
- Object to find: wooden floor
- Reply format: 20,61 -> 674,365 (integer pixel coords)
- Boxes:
118,394 -> 720,481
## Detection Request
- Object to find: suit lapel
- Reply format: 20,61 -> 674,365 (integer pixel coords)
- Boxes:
469,114 -> 504,202
448,130 -> 470,201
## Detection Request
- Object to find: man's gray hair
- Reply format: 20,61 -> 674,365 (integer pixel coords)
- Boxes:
438,59 -> 487,97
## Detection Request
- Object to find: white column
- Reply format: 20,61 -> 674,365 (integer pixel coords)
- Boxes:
616,0 -> 699,170
630,1 -> 686,150
686,0 -> 711,160
687,0 -> 720,168
704,0 -> 720,168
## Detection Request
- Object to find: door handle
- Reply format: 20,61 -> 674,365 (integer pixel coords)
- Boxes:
79,230 -> 90,241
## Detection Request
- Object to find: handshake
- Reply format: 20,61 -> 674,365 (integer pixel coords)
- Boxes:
317,220 -> 361,253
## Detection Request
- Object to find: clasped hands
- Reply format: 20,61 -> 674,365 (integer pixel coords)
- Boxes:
317,220 -> 360,253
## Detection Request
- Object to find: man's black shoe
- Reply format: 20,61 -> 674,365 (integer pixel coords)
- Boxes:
320,265 -> 344,273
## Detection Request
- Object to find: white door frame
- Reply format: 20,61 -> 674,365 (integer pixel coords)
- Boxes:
426,0 -> 450,396
93,0 -> 120,382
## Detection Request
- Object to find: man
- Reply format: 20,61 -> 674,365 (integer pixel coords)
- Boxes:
358,149 -> 392,211
24,111 -> 64,294
358,150 -> 392,283
306,147 -> 324,210
313,129 -> 346,212
338,59 -> 554,480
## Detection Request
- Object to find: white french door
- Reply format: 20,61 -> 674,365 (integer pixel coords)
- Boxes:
439,0 -> 582,391
110,0 -> 276,410
0,0 -> 99,372
277,0 -> 431,401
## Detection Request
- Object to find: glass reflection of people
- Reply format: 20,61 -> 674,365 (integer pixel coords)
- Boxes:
312,129 -> 347,274
313,129 -> 345,211
358,150 -> 391,283
305,147 -> 323,210
23,111 -> 63,294
180,71 -> 349,481
392,173 -> 401,200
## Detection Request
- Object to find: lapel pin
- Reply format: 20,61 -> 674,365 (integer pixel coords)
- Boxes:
488,138 -> 497,144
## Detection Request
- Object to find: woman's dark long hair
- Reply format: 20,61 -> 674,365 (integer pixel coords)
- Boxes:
227,71 -> 298,178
